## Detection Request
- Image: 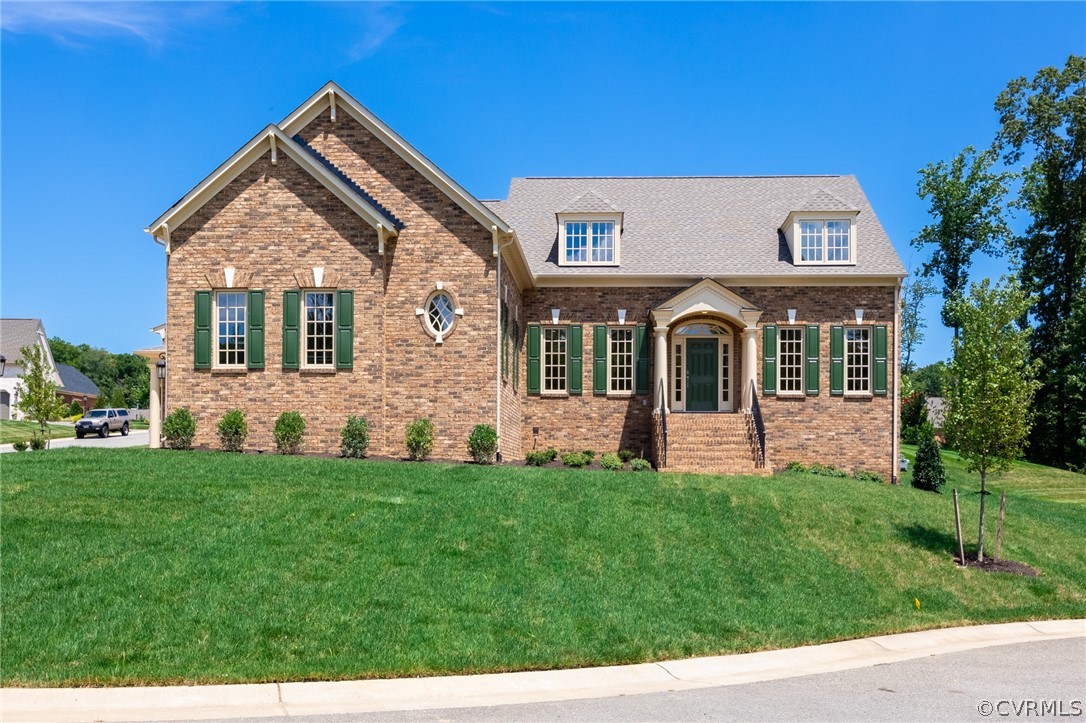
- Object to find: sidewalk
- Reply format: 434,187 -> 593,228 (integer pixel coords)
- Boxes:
2,619 -> 1082,723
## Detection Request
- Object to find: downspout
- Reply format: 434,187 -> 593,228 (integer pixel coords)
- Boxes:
493,225 -> 515,462
892,279 -> 902,485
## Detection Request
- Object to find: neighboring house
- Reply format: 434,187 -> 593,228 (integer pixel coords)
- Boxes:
146,82 -> 905,479
926,397 -> 946,441
0,318 -> 63,420
56,363 -> 101,411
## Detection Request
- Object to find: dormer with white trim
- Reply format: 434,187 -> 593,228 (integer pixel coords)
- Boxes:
556,190 -> 623,266
780,189 -> 859,266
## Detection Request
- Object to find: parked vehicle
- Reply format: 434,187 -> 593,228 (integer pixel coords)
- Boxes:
75,408 -> 130,438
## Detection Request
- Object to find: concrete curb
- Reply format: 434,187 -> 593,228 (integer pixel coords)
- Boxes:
3,619 -> 1083,722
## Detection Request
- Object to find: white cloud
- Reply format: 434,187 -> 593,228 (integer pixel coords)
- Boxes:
0,1 -> 221,46
347,2 -> 405,61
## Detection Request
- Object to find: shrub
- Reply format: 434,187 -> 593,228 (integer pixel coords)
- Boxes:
162,407 -> 197,450
600,452 -> 624,471
67,413 -> 83,423
274,411 -> 306,455
786,461 -> 808,473
630,458 -> 652,472
405,418 -> 434,461
217,409 -> 248,452
911,423 -> 946,493
618,449 -> 636,463
12,440 -> 28,452
68,401 -> 84,416
808,463 -> 848,478
562,451 -> 590,468
525,450 -> 551,466
581,449 -> 596,460
340,416 -> 370,458
853,470 -> 886,484
544,447 -> 558,462
28,433 -> 46,451
467,424 -> 499,464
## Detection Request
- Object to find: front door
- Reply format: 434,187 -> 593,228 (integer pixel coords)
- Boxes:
686,339 -> 718,412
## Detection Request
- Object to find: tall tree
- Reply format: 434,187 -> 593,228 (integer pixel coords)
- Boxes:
14,345 -> 69,448
900,274 -> 936,373
995,54 -> 1086,470
912,146 -> 1013,337
944,278 -> 1038,562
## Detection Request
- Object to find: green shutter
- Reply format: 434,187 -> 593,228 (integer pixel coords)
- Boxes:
762,325 -> 777,395
335,290 -> 354,369
527,324 -> 541,395
513,322 -> 520,391
593,325 -> 608,395
873,324 -> 888,396
568,324 -> 583,395
636,324 -> 650,395
282,290 -> 300,370
194,291 -> 211,369
247,290 -> 265,370
501,303 -> 509,379
804,324 -> 819,396
830,325 -> 844,395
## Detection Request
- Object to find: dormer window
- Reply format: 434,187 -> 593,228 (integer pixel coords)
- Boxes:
558,216 -> 621,266
799,219 -> 852,263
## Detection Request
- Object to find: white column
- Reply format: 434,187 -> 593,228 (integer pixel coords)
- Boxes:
148,366 -> 161,449
742,328 -> 758,411
654,326 -> 669,412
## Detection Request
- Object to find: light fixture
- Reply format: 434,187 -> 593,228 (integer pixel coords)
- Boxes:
156,356 -> 167,381
855,308 -> 864,324
82,395 -> 88,414
617,309 -> 627,325
0,355 -> 6,376
787,308 -> 797,325
551,308 -> 561,325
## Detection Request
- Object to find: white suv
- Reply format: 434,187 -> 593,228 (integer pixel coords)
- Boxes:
75,408 -> 130,438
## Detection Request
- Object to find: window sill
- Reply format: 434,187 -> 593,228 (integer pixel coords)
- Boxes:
541,391 -> 569,398
776,391 -> 806,398
300,367 -> 337,375
607,391 -> 635,398
844,391 -> 873,399
210,367 -> 247,374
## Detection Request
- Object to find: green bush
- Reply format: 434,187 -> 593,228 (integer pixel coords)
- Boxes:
562,451 -> 590,468
340,416 -> 370,458
217,409 -> 248,452
525,450 -> 551,466
853,470 -> 886,484
467,424 -> 498,464
808,463 -> 848,478
28,433 -> 46,451
786,461 -> 808,473
911,423 -> 946,493
630,458 -> 652,472
600,452 -> 624,471
405,418 -> 434,461
12,440 -> 28,452
274,411 -> 306,455
68,401 -> 84,416
581,449 -> 596,460
618,449 -> 636,463
544,447 -> 558,462
162,407 -> 197,450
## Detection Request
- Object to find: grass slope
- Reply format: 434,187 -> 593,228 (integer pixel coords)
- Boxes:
2,448 -> 1084,686
0,420 -> 75,445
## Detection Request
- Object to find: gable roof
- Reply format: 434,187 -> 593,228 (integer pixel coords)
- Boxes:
56,363 -> 100,397
279,82 -> 512,236
797,188 -> 858,213
559,190 -> 620,214
489,176 -> 905,280
0,318 -> 48,365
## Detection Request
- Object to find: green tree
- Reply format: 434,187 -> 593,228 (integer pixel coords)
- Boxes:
900,274 -> 936,373
14,345 -> 69,448
909,361 -> 946,398
944,278 -> 1039,562
912,146 -> 1013,338
995,54 -> 1086,471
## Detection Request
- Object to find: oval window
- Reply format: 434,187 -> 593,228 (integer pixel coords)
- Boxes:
426,293 -> 455,335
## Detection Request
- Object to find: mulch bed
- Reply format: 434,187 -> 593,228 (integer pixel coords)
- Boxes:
956,556 -> 1040,577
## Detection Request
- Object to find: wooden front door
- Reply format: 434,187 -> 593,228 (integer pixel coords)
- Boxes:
686,339 -> 718,412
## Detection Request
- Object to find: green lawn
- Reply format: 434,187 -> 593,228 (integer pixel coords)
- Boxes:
0,420 -> 75,445
2,448 -> 1084,687
901,443 -> 1086,504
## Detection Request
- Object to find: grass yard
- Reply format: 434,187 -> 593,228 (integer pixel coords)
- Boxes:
0,420 -> 75,445
901,444 -> 1086,504
2,448 -> 1084,687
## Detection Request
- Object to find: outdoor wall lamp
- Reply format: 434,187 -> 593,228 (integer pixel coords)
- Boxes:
787,309 -> 797,325
855,308 -> 865,325
551,308 -> 561,325
617,309 -> 627,325
156,356 -> 167,381
0,355 -> 6,376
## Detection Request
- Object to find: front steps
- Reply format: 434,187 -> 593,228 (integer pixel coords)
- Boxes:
658,412 -> 769,476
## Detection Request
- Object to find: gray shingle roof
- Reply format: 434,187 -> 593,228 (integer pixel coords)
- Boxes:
57,363 -> 101,397
0,318 -> 47,364
485,176 -> 905,278
799,188 -> 858,212
559,190 -> 620,214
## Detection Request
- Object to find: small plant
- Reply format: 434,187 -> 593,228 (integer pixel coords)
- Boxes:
217,409 -> 248,452
340,415 -> 371,459
274,411 -> 306,455
405,418 -> 434,461
618,449 -> 636,463
562,451 -> 590,468
630,458 -> 652,472
911,423 -> 946,493
786,461 -> 808,473
28,433 -> 47,451
467,424 -> 499,464
581,449 -> 596,460
68,400 -> 84,416
12,440 -> 28,452
808,463 -> 848,478
525,450 -> 551,466
544,447 -> 558,462
600,452 -> 624,471
853,470 -> 886,484
162,407 -> 197,450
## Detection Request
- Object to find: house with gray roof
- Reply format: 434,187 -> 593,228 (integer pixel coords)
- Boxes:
0,318 -> 62,420
148,82 -> 905,480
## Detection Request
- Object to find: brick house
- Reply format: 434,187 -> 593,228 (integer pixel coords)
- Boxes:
147,82 -> 905,480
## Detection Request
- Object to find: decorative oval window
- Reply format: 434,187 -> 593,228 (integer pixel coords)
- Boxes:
426,292 -> 455,335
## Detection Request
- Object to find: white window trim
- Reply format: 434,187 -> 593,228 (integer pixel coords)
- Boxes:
557,213 -> 622,267
607,326 -> 635,396
786,213 -> 858,267
213,290 -> 247,370
542,325 -> 569,396
302,289 -> 336,369
416,287 -> 464,346
776,326 -> 805,397
670,324 -> 733,412
844,325 -> 873,397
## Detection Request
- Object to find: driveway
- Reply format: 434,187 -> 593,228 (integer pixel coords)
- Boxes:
0,429 -> 149,454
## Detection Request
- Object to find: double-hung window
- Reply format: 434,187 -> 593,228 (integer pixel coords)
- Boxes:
543,327 -> 567,393
777,326 -> 804,394
845,326 -> 870,394
608,327 -> 634,394
215,291 -> 246,367
304,291 -> 335,368
559,216 -> 620,266
795,219 -> 853,264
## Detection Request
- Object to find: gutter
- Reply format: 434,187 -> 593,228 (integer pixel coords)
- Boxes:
494,226 -> 517,461
893,278 -> 902,484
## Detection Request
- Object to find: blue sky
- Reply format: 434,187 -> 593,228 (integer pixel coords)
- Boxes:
1,2 -> 1082,366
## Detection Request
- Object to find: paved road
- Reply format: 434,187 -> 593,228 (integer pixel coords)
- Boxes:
0,429 -> 148,453
200,638 -> 1085,723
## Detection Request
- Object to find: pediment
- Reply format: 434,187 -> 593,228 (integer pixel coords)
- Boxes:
652,278 -> 762,329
